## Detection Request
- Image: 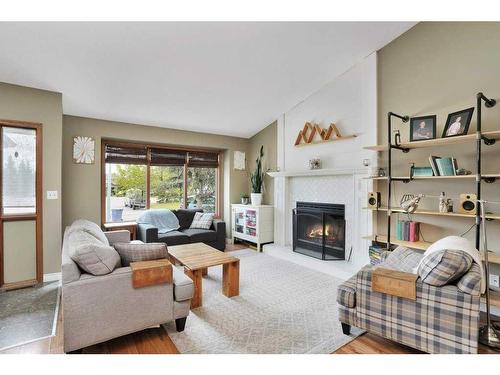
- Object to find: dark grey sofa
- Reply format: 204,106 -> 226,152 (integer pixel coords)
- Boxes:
137,209 -> 226,251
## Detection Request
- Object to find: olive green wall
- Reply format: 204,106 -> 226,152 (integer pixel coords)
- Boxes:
0,82 -> 63,275
248,121 -> 277,205
377,22 -> 500,273
62,115 -> 250,237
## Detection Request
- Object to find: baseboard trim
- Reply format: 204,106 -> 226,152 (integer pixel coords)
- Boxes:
43,272 -> 61,282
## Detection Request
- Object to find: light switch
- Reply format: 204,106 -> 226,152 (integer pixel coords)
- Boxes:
47,190 -> 58,200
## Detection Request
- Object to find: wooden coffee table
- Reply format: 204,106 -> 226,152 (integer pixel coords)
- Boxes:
168,242 -> 240,309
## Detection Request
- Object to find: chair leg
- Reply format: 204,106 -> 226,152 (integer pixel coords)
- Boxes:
341,322 -> 351,335
175,317 -> 187,332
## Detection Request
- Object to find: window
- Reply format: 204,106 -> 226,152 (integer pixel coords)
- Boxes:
2,127 -> 36,215
103,142 -> 220,223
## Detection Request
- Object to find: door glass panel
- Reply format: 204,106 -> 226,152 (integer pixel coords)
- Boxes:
2,127 -> 36,215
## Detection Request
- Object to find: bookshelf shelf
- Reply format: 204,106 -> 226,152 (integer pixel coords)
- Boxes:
364,174 -> 500,181
363,234 -> 500,265
363,130 -> 500,151
364,207 -> 500,220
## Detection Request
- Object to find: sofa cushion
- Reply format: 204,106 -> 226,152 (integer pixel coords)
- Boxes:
70,219 -> 109,245
172,267 -> 195,302
382,246 -> 423,272
174,209 -> 203,230
418,250 -> 473,286
113,242 -> 168,267
457,262 -> 482,296
182,228 -> 217,243
337,274 -> 356,308
190,212 -> 214,230
68,230 -> 121,275
158,230 -> 190,246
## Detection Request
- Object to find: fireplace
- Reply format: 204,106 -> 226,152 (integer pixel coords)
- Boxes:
292,202 -> 345,260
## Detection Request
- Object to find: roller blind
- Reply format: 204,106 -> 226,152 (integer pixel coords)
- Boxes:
150,148 -> 187,166
187,151 -> 219,168
104,144 -> 147,164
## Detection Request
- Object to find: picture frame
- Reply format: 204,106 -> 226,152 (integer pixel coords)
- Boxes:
409,115 -> 436,142
234,150 -> 246,170
442,107 -> 474,138
73,136 -> 95,164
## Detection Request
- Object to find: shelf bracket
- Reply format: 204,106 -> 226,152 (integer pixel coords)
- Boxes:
482,135 -> 496,146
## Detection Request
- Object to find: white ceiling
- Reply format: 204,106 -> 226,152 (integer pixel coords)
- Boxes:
0,22 -> 415,138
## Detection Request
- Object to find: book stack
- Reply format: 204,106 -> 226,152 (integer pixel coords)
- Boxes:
429,156 -> 458,176
396,220 -> 420,242
368,245 -> 385,265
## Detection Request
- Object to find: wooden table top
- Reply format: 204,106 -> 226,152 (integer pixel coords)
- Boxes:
168,242 -> 238,270
103,221 -> 137,229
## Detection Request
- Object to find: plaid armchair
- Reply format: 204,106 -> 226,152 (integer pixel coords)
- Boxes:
337,247 -> 481,354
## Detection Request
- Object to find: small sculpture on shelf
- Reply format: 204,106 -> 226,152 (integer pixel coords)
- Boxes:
308,157 -> 321,170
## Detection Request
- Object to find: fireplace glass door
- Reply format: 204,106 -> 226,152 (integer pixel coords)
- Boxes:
292,202 -> 345,260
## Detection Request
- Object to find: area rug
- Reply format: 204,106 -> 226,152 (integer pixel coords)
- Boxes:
164,249 -> 362,353
0,280 -> 60,351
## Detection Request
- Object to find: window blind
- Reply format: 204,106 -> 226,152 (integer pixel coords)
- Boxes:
104,144 -> 147,164
188,151 -> 219,168
150,148 -> 187,166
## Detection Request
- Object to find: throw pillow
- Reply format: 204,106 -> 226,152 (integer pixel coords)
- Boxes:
189,212 -> 214,230
70,219 -> 110,245
68,230 -> 121,275
114,242 -> 168,267
417,249 -> 473,286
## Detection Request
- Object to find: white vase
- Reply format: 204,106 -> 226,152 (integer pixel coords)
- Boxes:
251,193 -> 262,206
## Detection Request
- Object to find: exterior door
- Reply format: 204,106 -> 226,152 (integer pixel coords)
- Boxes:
0,120 -> 42,290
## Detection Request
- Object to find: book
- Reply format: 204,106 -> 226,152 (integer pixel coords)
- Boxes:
409,221 -> 420,242
412,166 -> 433,177
452,158 -> 458,176
396,220 -> 403,240
429,155 -> 441,176
436,157 -> 455,176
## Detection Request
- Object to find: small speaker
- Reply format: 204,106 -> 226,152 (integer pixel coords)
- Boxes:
459,193 -> 477,214
368,192 -> 381,209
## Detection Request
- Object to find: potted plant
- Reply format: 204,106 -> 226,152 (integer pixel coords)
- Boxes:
250,145 -> 264,206
241,193 -> 249,205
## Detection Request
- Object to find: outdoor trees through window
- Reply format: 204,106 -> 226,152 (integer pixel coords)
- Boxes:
104,143 -> 219,222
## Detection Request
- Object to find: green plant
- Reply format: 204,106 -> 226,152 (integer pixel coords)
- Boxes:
250,145 -> 264,193
241,192 -> 249,199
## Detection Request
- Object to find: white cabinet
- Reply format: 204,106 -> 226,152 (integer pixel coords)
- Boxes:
231,204 -> 274,251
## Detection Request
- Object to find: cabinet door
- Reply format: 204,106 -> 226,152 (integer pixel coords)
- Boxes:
233,207 -> 245,234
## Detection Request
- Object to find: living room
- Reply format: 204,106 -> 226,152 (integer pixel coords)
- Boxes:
1,1 -> 499,373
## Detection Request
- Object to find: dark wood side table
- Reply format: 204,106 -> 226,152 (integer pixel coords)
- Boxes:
103,221 -> 137,240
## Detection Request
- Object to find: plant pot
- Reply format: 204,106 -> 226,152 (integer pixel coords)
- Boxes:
251,193 -> 262,206
241,197 -> 249,205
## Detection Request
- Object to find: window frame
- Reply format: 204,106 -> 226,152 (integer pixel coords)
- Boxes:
101,139 -> 222,225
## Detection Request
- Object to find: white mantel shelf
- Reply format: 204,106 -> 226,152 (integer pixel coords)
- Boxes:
267,167 -> 370,178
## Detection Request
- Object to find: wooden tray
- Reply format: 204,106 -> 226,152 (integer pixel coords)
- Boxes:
372,267 -> 418,300
130,259 -> 172,288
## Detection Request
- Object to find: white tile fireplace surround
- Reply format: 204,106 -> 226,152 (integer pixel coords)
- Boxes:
265,168 -> 372,281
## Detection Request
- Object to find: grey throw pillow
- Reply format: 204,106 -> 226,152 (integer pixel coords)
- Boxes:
68,230 -> 121,275
114,242 -> 168,266
418,250 -> 473,286
190,212 -> 214,230
70,219 -> 109,245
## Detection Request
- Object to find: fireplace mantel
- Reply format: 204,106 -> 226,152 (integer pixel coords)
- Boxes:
267,167 -> 369,178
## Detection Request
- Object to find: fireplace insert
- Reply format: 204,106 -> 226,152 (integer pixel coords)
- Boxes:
292,201 -> 345,260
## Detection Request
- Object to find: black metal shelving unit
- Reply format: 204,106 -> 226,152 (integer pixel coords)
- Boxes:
384,92 -> 497,252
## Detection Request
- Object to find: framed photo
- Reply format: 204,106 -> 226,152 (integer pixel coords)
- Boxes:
234,151 -> 246,170
409,115 -> 436,142
442,107 -> 474,138
73,136 -> 95,164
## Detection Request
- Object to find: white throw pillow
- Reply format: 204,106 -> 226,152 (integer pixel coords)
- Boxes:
70,219 -> 110,245
190,212 -> 214,230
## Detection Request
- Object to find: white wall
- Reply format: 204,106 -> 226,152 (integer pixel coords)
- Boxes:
281,53 -> 377,172
269,53 -> 378,278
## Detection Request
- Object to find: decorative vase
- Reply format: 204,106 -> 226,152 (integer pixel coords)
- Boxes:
251,193 -> 262,206
241,197 -> 249,205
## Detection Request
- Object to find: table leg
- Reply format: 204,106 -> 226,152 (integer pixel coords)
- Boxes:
201,267 -> 208,277
184,268 -> 203,308
222,260 -> 240,298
